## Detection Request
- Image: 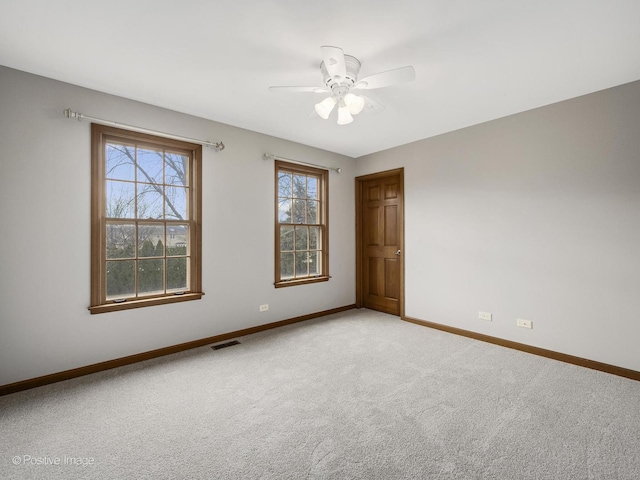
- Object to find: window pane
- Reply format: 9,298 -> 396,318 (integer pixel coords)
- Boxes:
137,186 -> 163,219
167,257 -> 188,291
94,124 -> 201,311
167,224 -> 188,256
106,143 -> 135,181
293,175 -> 306,199
309,251 -> 321,275
165,186 -> 187,220
137,148 -> 163,184
278,172 -> 292,197
278,198 -> 291,223
165,152 -> 188,186
138,259 -> 164,295
295,227 -> 308,251
138,224 -> 164,257
274,162 -> 327,286
281,225 -> 294,251
307,177 -> 318,199
309,226 -> 320,250
106,180 -> 135,218
293,199 -> 306,224
307,200 -> 319,224
106,224 -> 136,258
280,252 -> 294,279
295,252 -> 309,277
106,260 -> 135,299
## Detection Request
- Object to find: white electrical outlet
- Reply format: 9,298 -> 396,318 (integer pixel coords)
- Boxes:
517,319 -> 532,329
259,304 -> 269,312
479,311 -> 492,321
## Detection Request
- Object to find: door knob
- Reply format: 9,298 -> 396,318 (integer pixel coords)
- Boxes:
395,250 -> 401,256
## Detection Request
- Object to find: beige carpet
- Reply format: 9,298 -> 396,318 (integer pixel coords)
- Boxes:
1,309 -> 639,479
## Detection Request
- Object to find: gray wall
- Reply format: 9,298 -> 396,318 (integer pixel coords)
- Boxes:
356,80 -> 640,371
3,64 -> 639,386
0,66 -> 356,386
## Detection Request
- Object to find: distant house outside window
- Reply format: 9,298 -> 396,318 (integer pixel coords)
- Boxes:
90,124 -> 203,313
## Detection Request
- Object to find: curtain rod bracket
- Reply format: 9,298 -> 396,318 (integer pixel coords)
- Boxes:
64,108 -> 82,121
63,108 -> 225,151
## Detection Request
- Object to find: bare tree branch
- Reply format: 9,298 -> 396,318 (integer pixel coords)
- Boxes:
109,145 -> 184,220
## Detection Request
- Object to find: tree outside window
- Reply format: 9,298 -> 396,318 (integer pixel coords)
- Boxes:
90,124 -> 202,313
275,160 -> 329,287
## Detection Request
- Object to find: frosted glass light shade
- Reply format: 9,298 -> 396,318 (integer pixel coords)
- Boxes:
337,105 -> 353,125
344,93 -> 365,115
314,97 -> 336,119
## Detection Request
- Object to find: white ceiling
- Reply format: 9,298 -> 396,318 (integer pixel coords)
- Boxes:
2,1 -> 640,158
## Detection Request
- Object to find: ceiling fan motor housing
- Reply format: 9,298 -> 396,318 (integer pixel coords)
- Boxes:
321,54 -> 361,90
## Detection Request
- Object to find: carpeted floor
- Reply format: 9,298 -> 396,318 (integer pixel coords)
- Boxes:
1,309 -> 639,479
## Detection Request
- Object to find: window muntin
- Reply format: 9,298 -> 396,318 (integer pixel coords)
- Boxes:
91,124 -> 202,313
275,161 -> 328,287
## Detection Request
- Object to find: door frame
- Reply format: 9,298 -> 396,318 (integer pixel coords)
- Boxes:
355,168 -> 405,317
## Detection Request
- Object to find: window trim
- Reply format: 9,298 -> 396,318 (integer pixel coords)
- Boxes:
89,123 -> 203,314
274,160 -> 329,288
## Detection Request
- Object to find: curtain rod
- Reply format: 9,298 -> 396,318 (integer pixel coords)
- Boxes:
263,152 -> 342,173
63,108 -> 225,151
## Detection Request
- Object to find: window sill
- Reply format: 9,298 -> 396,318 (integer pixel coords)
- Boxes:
274,276 -> 329,288
89,292 -> 204,314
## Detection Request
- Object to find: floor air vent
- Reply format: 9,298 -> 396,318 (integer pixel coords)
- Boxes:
211,340 -> 241,350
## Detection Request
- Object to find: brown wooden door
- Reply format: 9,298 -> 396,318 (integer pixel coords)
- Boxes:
357,170 -> 403,316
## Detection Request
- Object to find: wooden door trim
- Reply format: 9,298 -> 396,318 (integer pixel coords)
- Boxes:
355,168 -> 405,317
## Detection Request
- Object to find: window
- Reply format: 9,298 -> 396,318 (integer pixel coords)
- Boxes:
90,124 -> 202,313
275,160 -> 329,287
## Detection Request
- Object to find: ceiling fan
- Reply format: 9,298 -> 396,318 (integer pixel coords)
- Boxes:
269,46 -> 415,125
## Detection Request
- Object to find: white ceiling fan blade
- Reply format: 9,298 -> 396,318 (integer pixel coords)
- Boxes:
269,86 -> 330,93
360,95 -> 385,114
320,46 -> 346,81
354,66 -> 415,90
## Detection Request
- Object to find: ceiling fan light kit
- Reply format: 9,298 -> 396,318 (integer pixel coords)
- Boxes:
270,46 -> 415,126
344,93 -> 365,115
337,100 -> 354,125
314,96 -> 337,119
